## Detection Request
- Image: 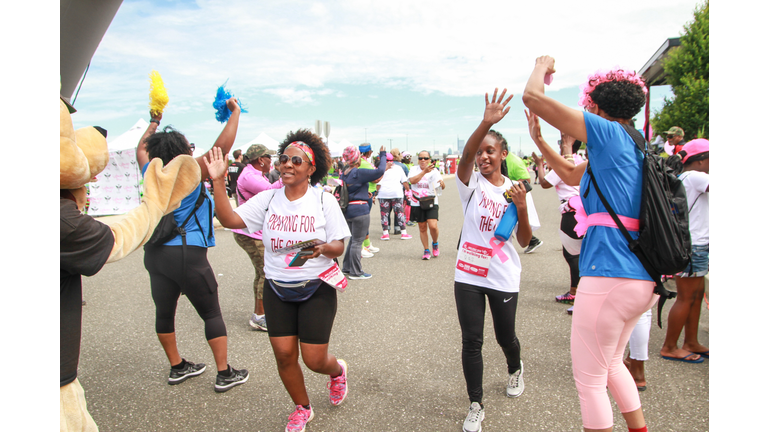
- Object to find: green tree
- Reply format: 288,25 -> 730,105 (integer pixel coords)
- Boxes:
651,1 -> 709,139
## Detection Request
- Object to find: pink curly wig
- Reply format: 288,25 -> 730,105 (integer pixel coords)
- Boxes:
578,68 -> 647,109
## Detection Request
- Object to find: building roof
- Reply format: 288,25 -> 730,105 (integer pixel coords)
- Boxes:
639,37 -> 681,86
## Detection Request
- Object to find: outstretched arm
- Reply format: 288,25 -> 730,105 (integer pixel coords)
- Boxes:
197,97 -> 241,180
204,147 -> 246,229
522,56 -> 587,143
457,88 -> 514,185
137,111 -> 162,167
526,110 -> 586,186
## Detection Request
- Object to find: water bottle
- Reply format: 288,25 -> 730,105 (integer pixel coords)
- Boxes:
435,185 -> 443,196
493,189 -> 518,242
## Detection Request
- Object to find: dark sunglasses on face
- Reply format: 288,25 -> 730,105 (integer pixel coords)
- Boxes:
279,154 -> 306,166
418,157 -> 431,161
189,143 -> 195,151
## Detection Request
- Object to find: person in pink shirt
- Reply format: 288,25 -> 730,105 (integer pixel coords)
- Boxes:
232,144 -> 283,331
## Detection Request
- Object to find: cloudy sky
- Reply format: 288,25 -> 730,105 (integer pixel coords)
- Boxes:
67,0 -> 702,157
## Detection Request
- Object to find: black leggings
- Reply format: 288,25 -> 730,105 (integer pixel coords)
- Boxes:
144,245 -> 227,340
560,211 -> 581,288
454,281 -> 521,403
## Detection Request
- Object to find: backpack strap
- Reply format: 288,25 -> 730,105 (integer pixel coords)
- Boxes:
178,184 -> 210,287
456,188 -> 476,250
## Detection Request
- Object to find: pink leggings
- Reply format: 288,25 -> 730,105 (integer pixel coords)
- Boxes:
571,276 -> 658,429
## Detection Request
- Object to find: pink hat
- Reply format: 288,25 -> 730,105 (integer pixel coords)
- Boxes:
680,138 -> 709,163
386,153 -> 393,161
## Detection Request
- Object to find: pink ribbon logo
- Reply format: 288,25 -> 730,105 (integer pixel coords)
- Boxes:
489,238 -> 509,263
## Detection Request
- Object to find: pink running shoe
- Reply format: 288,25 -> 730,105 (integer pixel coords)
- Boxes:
432,242 -> 440,258
422,249 -> 431,260
285,405 -> 314,432
327,359 -> 348,406
401,233 -> 413,240
381,232 -> 390,241
555,292 -> 575,304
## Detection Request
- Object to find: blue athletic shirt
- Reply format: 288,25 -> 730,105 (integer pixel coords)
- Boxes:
142,162 -> 215,248
578,112 -> 650,281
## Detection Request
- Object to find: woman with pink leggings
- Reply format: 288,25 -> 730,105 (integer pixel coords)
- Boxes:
524,56 -> 658,432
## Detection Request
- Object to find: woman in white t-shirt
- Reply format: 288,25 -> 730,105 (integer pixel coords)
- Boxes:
455,89 -> 540,432
376,153 -> 412,240
409,151 -> 446,260
661,139 -> 709,362
531,133 -> 584,314
206,130 -> 352,432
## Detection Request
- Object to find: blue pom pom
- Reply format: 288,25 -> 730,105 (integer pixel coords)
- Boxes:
212,81 -> 247,123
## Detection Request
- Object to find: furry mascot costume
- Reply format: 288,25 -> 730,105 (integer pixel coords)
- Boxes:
60,97 -> 200,431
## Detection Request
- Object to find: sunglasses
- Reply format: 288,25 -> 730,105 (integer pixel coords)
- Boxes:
418,157 -> 431,161
279,154 -> 308,166
189,143 -> 196,151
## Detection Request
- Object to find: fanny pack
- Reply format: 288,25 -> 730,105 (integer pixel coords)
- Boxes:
418,196 -> 435,208
268,279 -> 323,302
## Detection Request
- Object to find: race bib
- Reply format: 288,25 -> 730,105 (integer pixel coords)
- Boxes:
456,242 -> 492,277
319,262 -> 348,293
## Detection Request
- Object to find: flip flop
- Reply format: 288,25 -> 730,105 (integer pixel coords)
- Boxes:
662,353 -> 704,363
693,351 -> 709,359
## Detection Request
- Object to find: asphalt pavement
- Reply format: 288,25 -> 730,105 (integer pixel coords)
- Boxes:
82,175 -> 709,431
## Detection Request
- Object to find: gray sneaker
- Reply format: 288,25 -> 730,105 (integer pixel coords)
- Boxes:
524,239 -> 543,254
249,313 -> 267,331
463,402 -> 485,432
506,361 -> 525,398
168,360 -> 206,385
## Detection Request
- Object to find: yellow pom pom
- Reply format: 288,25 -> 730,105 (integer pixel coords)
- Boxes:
148,70 -> 169,116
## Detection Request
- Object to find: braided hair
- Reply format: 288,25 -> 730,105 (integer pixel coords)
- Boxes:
145,125 -> 191,166
488,129 -> 510,179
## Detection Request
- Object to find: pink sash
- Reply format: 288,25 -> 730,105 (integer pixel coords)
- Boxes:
570,195 -> 640,237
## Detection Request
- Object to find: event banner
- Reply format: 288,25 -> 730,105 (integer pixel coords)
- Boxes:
87,149 -> 142,216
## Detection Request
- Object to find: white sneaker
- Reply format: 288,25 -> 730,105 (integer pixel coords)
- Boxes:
361,248 -> 374,258
367,245 -> 380,253
463,402 -> 485,432
506,361 -> 524,398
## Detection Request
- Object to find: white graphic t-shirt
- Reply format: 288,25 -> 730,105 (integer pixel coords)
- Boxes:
234,187 -> 351,281
454,172 -> 540,292
409,165 -> 443,207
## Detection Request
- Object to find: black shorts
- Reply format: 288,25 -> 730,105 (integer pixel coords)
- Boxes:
262,280 -> 338,344
412,204 -> 439,223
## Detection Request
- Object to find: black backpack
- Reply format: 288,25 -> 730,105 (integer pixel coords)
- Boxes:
334,177 -> 349,215
585,123 -> 692,328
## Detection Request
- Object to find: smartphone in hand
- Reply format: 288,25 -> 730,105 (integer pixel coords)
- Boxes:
288,250 -> 313,267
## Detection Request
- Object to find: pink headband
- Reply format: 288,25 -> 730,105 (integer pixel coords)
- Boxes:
680,138 -> 709,163
578,68 -> 648,109
288,141 -> 315,166
342,146 -> 360,164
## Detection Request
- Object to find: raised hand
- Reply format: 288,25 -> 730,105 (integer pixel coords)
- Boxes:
531,152 -> 543,166
203,146 -> 229,181
535,55 -> 556,75
226,97 -> 240,112
525,109 -> 543,143
484,88 -> 514,125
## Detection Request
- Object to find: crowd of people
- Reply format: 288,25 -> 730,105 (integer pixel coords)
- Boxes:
62,56 -> 708,432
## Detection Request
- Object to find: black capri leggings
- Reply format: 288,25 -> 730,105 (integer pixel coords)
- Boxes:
262,280 -> 338,345
143,245 -> 227,340
454,281 -> 521,404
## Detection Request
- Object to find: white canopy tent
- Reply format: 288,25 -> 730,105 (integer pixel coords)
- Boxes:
108,118 -> 148,151
326,138 -> 344,158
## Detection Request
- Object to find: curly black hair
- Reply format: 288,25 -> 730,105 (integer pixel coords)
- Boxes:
589,79 -> 646,120
278,129 -> 332,185
145,125 -> 191,166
